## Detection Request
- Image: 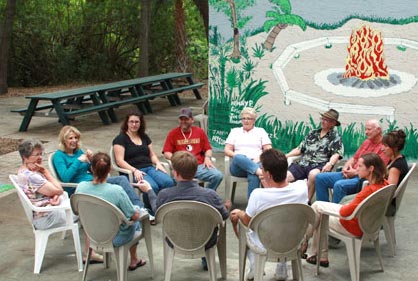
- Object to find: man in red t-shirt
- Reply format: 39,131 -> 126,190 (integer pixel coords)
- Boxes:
162,108 -> 223,190
315,119 -> 390,203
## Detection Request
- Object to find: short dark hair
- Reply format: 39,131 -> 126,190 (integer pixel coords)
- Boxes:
171,151 -> 197,180
91,152 -> 111,182
382,129 -> 406,152
260,148 -> 288,182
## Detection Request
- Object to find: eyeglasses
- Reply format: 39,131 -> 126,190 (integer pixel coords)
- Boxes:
128,120 -> 140,124
30,152 -> 45,157
320,117 -> 333,123
241,117 -> 255,121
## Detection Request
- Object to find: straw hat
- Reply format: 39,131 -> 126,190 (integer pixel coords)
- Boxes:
320,109 -> 340,126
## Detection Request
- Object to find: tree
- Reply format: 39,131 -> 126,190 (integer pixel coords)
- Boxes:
263,0 -> 306,51
192,0 -> 208,39
174,0 -> 188,72
139,0 -> 150,76
0,0 -> 17,95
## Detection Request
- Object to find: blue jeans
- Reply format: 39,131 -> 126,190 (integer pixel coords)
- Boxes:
195,164 -> 223,190
113,220 -> 141,247
139,166 -> 175,194
107,176 -> 143,208
230,154 -> 260,198
315,172 -> 360,203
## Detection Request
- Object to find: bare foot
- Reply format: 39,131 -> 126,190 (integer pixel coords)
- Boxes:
132,180 -> 152,193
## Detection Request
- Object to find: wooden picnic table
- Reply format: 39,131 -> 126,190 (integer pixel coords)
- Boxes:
12,72 -> 203,132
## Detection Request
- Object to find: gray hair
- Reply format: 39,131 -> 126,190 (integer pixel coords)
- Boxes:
240,107 -> 257,119
366,119 -> 382,129
18,139 -> 44,160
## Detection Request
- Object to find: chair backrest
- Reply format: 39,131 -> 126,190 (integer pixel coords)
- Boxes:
109,146 -> 134,182
355,184 -> 396,237
9,174 -> 37,224
71,193 -> 127,247
155,200 -> 223,251
248,203 -> 315,255
48,152 -> 78,188
392,163 -> 416,212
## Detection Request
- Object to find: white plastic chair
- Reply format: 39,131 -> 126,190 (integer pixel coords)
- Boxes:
71,193 -> 154,281
9,174 -> 83,274
224,156 -> 251,203
155,200 -> 226,281
316,184 -> 396,281
383,163 -> 416,256
48,152 -> 78,189
238,204 -> 315,281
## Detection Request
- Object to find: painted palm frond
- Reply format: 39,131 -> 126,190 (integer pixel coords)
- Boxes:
240,79 -> 268,102
264,14 -> 307,32
268,0 -> 292,14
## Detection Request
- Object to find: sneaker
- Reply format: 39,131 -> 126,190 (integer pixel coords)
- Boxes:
201,257 -> 208,271
246,269 -> 254,281
274,262 -> 288,281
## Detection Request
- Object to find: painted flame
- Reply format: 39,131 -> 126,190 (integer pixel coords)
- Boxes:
343,25 -> 389,80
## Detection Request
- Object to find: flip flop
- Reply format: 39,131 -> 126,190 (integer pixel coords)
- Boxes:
128,259 -> 146,271
306,255 -> 329,268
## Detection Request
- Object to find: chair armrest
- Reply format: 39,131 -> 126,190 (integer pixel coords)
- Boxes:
31,199 -> 72,213
320,208 -> 355,221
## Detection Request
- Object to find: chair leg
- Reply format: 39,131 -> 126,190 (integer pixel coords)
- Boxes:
345,238 -> 362,281
292,257 -> 303,281
373,237 -> 385,272
114,246 -> 129,281
33,231 -> 50,274
163,240 -> 175,281
71,225 -> 83,272
383,216 -> 396,257
253,254 -> 267,281
217,224 -> 227,279
238,228 -> 248,281
206,247 -> 217,281
143,220 -> 155,278
82,248 -> 92,281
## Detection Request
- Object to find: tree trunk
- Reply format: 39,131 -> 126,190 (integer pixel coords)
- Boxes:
139,0 -> 151,77
0,0 -> 17,95
227,0 -> 240,59
174,0 -> 188,72
192,0 -> 208,40
263,24 -> 288,51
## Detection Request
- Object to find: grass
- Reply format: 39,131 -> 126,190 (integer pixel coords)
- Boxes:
0,184 -> 14,194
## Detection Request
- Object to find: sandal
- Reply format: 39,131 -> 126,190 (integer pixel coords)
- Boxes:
306,255 -> 329,268
128,259 -> 146,271
300,240 -> 308,259
83,253 -> 104,264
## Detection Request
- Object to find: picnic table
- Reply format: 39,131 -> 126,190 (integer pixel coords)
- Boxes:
12,72 -> 204,132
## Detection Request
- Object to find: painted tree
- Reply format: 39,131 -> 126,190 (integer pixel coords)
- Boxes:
263,0 -> 306,51
0,0 -> 17,95
210,0 -> 255,59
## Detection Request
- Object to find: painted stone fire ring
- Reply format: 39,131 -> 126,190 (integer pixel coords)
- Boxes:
314,68 -> 417,98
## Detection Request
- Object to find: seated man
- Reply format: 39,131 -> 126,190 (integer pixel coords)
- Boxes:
138,151 -> 230,271
286,109 -> 343,204
162,107 -> 223,190
230,148 -> 308,281
315,119 -> 390,203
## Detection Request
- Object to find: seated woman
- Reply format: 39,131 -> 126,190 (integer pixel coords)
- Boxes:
304,153 -> 388,267
112,112 -> 175,208
224,107 -> 272,198
52,125 -> 141,207
75,152 -> 146,271
16,139 -> 66,230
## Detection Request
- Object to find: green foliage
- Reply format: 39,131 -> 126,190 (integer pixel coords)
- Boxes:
264,13 -> 307,32
268,0 -> 292,14
6,0 -> 207,87
252,43 -> 265,59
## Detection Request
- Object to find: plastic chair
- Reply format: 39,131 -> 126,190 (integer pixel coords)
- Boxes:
48,152 -> 78,190
9,174 -> 83,274
70,193 -> 154,281
383,163 -> 416,256
238,204 -> 315,281
155,200 -> 226,281
316,184 -> 396,281
224,156 -> 251,203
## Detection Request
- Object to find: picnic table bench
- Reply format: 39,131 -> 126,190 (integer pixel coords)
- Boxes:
12,72 -> 203,132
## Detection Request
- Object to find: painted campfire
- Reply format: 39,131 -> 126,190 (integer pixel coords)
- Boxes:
343,25 -> 389,80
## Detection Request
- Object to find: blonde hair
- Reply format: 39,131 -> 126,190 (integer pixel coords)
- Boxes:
58,125 -> 82,151
240,107 -> 257,119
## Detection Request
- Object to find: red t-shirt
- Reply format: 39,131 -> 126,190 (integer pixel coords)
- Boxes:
162,126 -> 212,165
351,139 -> 390,169
339,179 -> 389,236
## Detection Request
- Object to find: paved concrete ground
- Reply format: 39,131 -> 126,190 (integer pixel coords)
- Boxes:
0,94 -> 417,280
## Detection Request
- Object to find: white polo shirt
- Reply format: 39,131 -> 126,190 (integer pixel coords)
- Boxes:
225,127 -> 271,159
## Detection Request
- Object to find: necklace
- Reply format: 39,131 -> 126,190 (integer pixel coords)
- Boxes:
181,128 -> 193,151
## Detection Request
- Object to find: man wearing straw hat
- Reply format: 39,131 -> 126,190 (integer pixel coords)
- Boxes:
286,109 -> 344,204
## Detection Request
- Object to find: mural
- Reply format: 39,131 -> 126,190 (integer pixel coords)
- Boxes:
208,0 -> 418,159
